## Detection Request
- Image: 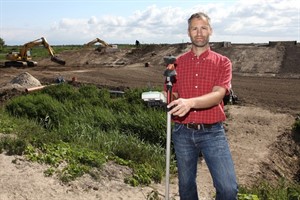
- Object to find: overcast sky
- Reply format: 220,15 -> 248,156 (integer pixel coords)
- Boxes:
0,0 -> 299,45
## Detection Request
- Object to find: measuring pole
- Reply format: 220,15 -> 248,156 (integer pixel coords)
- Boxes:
163,55 -> 176,200
165,83 -> 172,200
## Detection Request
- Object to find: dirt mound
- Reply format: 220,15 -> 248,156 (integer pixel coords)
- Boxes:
10,72 -> 42,87
0,72 -> 41,92
213,43 -> 300,78
281,45 -> 300,75
226,105 -> 298,186
216,45 -> 284,75
261,131 -> 300,183
0,72 -> 43,106
38,44 -> 187,70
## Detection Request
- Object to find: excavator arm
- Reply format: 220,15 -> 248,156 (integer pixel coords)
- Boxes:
84,38 -> 112,47
5,37 -> 65,67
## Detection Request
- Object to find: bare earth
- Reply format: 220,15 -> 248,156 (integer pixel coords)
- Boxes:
0,43 -> 299,200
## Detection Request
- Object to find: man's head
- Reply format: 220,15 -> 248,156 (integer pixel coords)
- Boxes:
188,12 -> 212,48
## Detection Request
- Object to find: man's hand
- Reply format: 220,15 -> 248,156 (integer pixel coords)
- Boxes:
166,86 -> 227,116
167,98 -> 193,117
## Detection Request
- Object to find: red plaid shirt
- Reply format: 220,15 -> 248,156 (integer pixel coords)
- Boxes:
171,48 -> 232,124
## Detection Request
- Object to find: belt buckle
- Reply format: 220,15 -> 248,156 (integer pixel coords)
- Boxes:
187,123 -> 201,130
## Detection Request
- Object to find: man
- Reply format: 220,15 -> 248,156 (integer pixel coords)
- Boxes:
166,12 -> 238,200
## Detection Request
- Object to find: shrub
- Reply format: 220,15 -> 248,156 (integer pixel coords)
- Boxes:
5,93 -> 66,129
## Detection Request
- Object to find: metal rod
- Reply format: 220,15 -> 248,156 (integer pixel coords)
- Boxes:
165,111 -> 172,200
165,86 -> 172,200
163,55 -> 176,200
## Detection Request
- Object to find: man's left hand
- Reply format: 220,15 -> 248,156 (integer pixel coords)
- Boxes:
167,98 -> 192,117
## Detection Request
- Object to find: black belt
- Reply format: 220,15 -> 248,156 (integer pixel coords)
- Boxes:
182,122 -> 219,130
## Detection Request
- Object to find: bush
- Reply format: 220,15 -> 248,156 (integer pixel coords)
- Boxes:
5,93 -> 66,129
1,137 -> 27,155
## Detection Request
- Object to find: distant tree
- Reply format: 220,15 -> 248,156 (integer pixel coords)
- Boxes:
0,37 -> 5,51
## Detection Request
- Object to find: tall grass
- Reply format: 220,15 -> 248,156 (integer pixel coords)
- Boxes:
2,83 -> 171,185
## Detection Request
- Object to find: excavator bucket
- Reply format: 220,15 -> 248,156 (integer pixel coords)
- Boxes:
51,56 -> 66,65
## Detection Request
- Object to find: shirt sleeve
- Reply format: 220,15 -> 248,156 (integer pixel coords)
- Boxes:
215,56 -> 232,95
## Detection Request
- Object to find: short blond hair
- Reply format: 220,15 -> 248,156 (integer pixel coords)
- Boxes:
188,12 -> 211,28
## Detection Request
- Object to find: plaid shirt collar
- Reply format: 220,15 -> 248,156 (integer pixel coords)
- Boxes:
187,47 -> 211,59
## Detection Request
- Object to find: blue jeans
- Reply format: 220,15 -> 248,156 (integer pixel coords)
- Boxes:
172,122 -> 238,200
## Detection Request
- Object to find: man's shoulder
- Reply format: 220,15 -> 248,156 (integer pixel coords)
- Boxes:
177,50 -> 191,59
208,49 -> 231,62
208,49 -> 228,58
177,50 -> 191,58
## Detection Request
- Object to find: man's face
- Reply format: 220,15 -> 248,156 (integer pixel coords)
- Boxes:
188,18 -> 212,48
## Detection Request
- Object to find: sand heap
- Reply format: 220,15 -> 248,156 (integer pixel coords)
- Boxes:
1,72 -> 42,91
0,72 -> 43,105
10,72 -> 41,88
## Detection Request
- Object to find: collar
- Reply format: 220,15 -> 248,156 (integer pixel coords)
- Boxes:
188,47 -> 211,59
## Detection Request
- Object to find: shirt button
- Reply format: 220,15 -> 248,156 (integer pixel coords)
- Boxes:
195,74 -> 198,76
195,86 -> 198,88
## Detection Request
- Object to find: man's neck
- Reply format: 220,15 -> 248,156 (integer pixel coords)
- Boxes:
192,45 -> 209,57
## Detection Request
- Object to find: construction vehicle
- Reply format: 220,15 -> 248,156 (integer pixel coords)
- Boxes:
5,37 -> 66,67
83,38 -> 115,52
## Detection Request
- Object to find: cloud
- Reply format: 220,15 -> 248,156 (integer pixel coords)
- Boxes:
44,4 -> 190,44
212,0 -> 299,42
88,16 -> 98,25
2,0 -> 299,45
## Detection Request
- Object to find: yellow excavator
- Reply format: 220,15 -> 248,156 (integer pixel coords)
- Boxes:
83,38 -> 113,52
5,37 -> 66,67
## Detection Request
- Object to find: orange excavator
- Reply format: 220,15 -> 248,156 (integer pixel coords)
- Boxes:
5,37 -> 66,67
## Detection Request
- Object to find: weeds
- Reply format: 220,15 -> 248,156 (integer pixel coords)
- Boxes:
2,84 -> 169,185
239,179 -> 300,200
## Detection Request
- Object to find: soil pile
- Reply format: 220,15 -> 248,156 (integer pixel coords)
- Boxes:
10,72 -> 42,88
1,72 -> 41,91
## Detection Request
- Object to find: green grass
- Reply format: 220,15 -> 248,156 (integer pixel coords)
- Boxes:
239,179 -> 300,200
1,83 -> 170,186
0,45 -> 82,61
0,83 -> 299,199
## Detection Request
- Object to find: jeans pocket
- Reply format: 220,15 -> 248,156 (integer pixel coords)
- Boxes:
173,123 -> 183,133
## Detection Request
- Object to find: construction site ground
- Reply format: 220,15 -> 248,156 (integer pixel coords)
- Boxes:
0,43 -> 299,199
